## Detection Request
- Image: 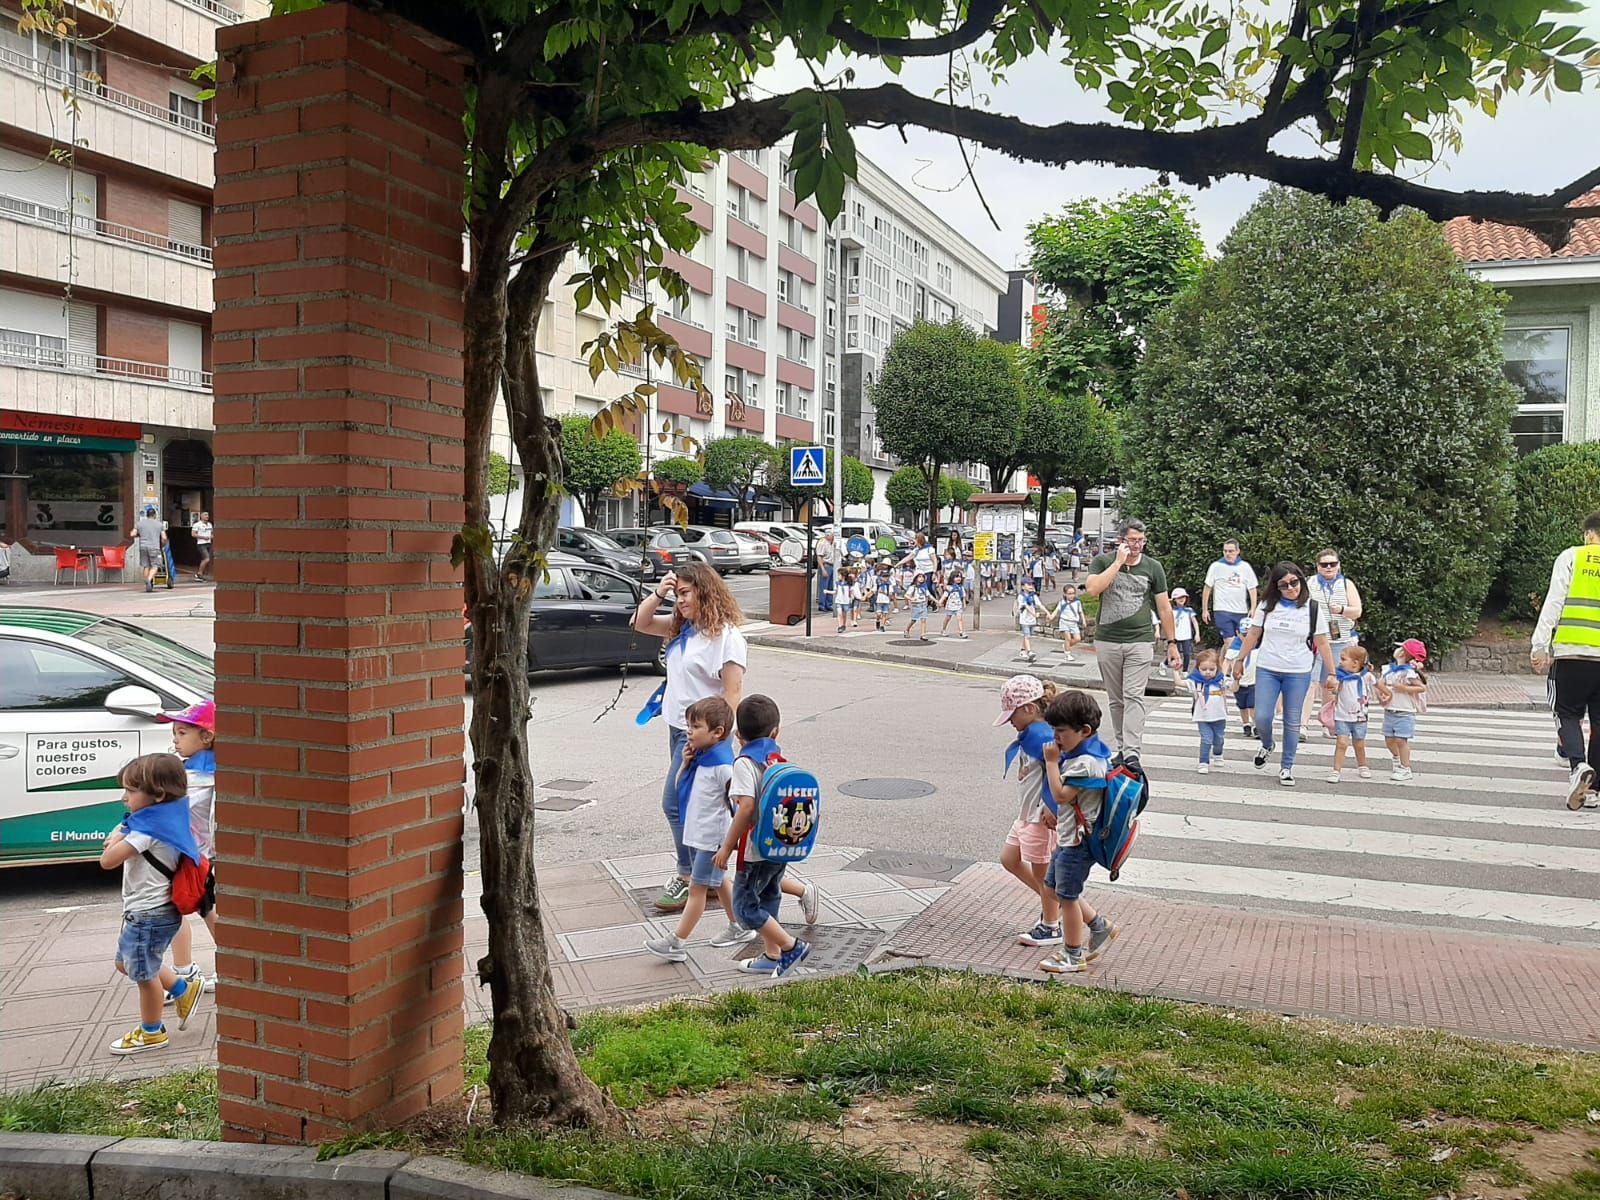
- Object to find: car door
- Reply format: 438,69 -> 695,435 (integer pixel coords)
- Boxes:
556,529 -> 595,565
569,567 -> 644,665
0,637 -> 160,866
526,569 -> 588,671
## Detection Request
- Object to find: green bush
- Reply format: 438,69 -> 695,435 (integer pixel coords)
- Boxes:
1497,441 -> 1600,619
1127,189 -> 1518,655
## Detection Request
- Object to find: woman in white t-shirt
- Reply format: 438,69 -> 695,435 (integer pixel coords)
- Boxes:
1230,561 -> 1336,787
633,563 -> 747,912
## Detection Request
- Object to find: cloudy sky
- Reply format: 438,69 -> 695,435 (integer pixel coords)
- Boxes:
758,9 -> 1600,268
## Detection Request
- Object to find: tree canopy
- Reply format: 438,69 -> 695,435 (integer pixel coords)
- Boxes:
1128,188 -> 1517,654
559,417 -> 642,524
887,465 -> 951,524
701,435 -> 775,520
768,442 -> 874,514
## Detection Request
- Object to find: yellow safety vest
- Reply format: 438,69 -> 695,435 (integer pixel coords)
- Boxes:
1554,545 -> 1600,648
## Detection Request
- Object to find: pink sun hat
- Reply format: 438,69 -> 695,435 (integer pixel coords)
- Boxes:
157,698 -> 215,732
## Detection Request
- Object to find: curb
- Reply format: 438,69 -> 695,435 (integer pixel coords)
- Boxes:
0,1134 -> 626,1200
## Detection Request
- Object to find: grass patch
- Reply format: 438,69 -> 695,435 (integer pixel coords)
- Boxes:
6,970 -> 1600,1200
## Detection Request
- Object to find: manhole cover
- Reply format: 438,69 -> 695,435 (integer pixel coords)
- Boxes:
838,778 -> 937,801
533,796 -> 590,812
732,923 -> 885,974
539,778 -> 593,791
885,639 -> 934,648
625,884 -> 675,916
846,850 -> 973,882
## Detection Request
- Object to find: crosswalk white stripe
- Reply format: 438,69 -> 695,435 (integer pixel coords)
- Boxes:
1141,718 -> 1548,755
1152,779 -> 1600,831
1147,705 -> 1554,733
1110,858 -> 1600,930
1129,731 -> 1561,774
1137,811 -> 1600,873
1134,750 -> 1561,796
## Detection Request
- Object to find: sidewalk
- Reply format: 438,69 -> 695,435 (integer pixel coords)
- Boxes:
745,619 -> 1546,709
0,579 -> 215,620
6,844 -> 1594,1093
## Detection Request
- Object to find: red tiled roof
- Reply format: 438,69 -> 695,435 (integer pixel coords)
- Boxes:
1444,190 -> 1600,262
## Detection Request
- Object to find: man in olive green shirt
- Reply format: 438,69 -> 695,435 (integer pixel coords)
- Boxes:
1085,518 -> 1182,758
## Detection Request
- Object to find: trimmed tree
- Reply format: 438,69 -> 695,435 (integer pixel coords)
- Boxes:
1128,189 -> 1518,654
1498,442 -> 1600,619
887,465 -> 949,526
874,320 -> 1019,526
701,435 -> 775,521
487,451 -> 514,497
559,417 -> 642,526
769,442 -> 873,516
947,476 -> 978,513
978,342 -> 1027,491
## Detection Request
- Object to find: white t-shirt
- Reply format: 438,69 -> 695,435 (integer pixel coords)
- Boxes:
1249,600 -> 1329,675
1056,599 -> 1085,630
1205,559 -> 1259,613
681,758 -> 735,852
1383,664 -> 1421,712
729,755 -> 768,862
192,519 -> 213,545
1334,671 -> 1375,722
912,544 -> 937,574
187,772 -> 217,858
1015,755 -> 1049,824
663,624 -> 748,729
1172,609 -> 1197,641
121,830 -> 178,913
1015,595 -> 1041,625
1186,676 -> 1230,723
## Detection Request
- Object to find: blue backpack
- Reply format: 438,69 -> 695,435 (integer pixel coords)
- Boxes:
737,740 -> 820,864
1071,761 -> 1145,882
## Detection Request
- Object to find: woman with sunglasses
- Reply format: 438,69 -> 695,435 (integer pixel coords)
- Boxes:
1230,562 -> 1338,786
1300,549 -> 1363,738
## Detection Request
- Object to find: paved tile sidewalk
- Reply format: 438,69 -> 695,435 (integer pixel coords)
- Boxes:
885,864 -> 1600,1051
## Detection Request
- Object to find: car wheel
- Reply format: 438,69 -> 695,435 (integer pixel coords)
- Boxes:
652,639 -> 669,675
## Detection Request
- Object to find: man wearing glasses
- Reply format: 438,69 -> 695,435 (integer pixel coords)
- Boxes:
1201,540 -> 1258,641
1085,519 -> 1183,758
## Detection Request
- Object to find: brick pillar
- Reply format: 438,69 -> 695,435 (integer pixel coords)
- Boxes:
209,4 -> 467,1143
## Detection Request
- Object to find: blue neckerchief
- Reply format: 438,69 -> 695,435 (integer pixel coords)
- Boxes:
667,619 -> 696,659
675,737 -> 736,814
1173,605 -> 1196,624
1003,720 -> 1055,778
1020,593 -> 1039,607
1335,667 -> 1366,699
1214,557 -> 1242,570
124,799 -> 202,867
1278,597 -> 1299,609
635,681 -> 667,725
737,737 -> 783,771
185,748 -> 217,774
1051,733 -> 1116,805
1385,662 -> 1413,678
1316,572 -> 1345,598
1187,669 -> 1224,701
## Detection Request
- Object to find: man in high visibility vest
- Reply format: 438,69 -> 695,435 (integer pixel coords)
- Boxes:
1532,511 -> 1600,811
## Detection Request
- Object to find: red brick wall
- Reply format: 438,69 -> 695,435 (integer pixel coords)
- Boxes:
103,174 -> 173,239
210,3 -> 466,1144
102,51 -> 181,108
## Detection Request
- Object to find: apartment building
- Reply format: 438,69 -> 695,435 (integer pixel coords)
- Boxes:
0,0 -> 264,578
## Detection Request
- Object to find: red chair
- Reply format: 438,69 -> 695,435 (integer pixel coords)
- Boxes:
53,547 -> 92,586
94,544 -> 129,584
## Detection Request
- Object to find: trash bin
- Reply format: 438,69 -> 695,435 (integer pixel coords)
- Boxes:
768,566 -> 809,626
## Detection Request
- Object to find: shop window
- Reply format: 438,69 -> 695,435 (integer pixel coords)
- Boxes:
20,448 -> 125,538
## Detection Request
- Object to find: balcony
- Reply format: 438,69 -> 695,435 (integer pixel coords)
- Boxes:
2,351 -> 213,430
1,196 -> 212,312
0,50 -> 216,186
113,0 -> 260,64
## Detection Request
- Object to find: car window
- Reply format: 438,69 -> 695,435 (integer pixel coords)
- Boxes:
710,530 -> 736,544
572,568 -> 636,605
0,639 -> 141,711
534,570 -> 571,600
558,531 -> 582,549
655,532 -> 685,548
585,531 -> 623,550
73,619 -> 214,696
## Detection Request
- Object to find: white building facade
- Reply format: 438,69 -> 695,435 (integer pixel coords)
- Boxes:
0,0 -> 267,578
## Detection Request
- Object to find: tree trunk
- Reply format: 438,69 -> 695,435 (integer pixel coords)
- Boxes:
461,244 -> 616,1130
925,460 -> 943,535
1071,481 -> 1088,538
1037,484 -> 1050,540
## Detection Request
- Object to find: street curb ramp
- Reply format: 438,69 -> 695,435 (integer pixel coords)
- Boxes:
0,1133 -> 631,1200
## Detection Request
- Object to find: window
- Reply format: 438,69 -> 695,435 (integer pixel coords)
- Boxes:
936,261 -> 953,295
0,640 -> 137,710
735,148 -> 764,169
824,410 -> 837,441
775,382 -> 791,415
732,246 -> 764,287
776,274 -> 789,304
780,154 -> 795,190
169,93 -> 206,134
533,571 -> 571,600
745,312 -> 761,345
797,333 -> 810,360
0,328 -> 66,367
797,390 -> 811,420
846,313 -> 859,350
724,369 -> 739,397
746,376 -> 762,405
727,183 -> 763,230
685,175 -> 707,198
0,14 -> 95,81
572,567 -> 637,606
725,304 -> 740,340
1502,327 -> 1570,452
826,304 -> 837,335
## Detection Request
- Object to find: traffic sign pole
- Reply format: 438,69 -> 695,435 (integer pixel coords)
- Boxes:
790,446 -> 826,639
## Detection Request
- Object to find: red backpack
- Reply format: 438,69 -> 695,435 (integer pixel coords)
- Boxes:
141,849 -> 211,915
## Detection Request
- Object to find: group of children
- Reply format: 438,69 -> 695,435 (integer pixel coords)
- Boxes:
1014,581 -> 1086,663
645,693 -> 820,976
1175,633 -> 1430,782
829,557 -> 974,639
103,699 -> 218,1055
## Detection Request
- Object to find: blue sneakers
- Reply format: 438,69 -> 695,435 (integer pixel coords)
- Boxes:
775,939 -> 810,977
741,954 -> 782,974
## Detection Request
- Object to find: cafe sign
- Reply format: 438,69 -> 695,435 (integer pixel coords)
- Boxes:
0,411 -> 140,453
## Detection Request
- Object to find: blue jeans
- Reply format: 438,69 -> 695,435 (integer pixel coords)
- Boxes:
1197,719 -> 1226,763
117,906 -> 182,982
734,860 -> 788,930
1254,667 -> 1312,770
660,725 -> 692,878
818,566 -> 834,612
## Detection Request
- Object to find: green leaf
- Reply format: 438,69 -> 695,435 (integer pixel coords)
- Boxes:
1392,129 -> 1435,159
1553,59 -> 1583,91
1200,26 -> 1228,56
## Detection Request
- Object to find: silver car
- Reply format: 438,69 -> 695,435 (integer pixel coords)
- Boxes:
730,530 -> 773,572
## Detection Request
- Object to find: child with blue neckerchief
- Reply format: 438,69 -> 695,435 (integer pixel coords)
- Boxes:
1015,579 -> 1043,662
1376,638 -> 1429,783
1327,643 -> 1377,783
1169,588 -> 1199,671
995,675 -> 1064,947
1050,584 -> 1086,664
904,571 -> 934,642
1038,690 -> 1119,974
939,568 -> 969,639
1223,618 -> 1259,738
1174,647 -> 1231,773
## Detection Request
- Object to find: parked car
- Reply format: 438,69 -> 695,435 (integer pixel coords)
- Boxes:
730,531 -> 773,572
555,527 -> 646,578
0,608 -> 214,867
464,557 -> 667,679
734,521 -> 807,554
661,525 -> 744,573
608,527 -> 694,580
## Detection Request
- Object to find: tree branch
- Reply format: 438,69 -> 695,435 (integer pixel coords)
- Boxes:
1263,0 -> 1310,122
828,0 -> 1008,57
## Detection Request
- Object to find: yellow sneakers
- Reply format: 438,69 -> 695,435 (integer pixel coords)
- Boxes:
109,1026 -> 169,1055
173,977 -> 207,1030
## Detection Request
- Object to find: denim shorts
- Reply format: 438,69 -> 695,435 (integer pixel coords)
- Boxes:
1335,719 -> 1368,741
1384,711 -> 1417,739
689,848 -> 725,890
733,859 -> 787,930
1235,685 -> 1256,710
117,906 -> 182,983
1051,841 -> 1095,902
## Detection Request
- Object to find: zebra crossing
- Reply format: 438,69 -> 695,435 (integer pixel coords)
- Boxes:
1117,700 -> 1600,942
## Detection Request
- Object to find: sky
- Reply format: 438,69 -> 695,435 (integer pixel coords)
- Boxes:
756,8 -> 1600,268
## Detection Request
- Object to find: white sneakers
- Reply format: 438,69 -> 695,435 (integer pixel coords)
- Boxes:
1278,769 -> 1295,787
1196,763 -> 1210,775
1390,767 -> 1415,782
1567,764 -> 1595,811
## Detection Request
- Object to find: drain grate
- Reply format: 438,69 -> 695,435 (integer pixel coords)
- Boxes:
539,778 -> 593,791
845,849 -> 973,883
838,778 -> 937,801
533,796 -> 590,812
733,923 -> 885,973
885,638 -> 935,648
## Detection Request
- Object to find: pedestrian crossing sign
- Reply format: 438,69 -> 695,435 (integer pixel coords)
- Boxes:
790,446 -> 826,486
